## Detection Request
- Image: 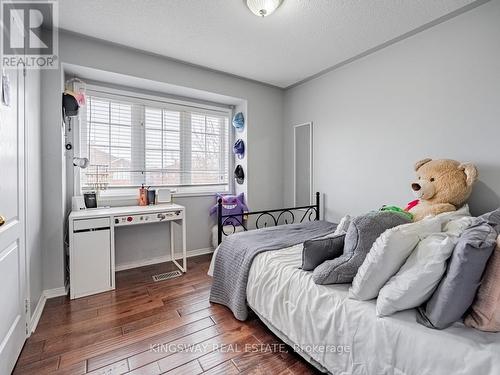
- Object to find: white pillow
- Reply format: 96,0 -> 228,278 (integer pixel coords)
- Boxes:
349,218 -> 441,301
323,215 -> 352,239
376,233 -> 456,317
443,216 -> 476,237
211,225 -> 245,250
435,204 -> 470,228
334,215 -> 351,235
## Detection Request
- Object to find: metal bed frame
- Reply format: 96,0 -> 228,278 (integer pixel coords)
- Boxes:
217,192 -> 320,245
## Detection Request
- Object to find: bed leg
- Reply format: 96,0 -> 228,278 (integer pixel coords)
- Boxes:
217,198 -> 223,245
315,192 -> 320,221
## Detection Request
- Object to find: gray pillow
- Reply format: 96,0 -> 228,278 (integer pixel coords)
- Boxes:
301,234 -> 345,271
417,220 -> 497,329
479,208 -> 500,232
313,211 -> 411,284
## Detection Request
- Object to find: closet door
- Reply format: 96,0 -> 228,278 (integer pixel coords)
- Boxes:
0,67 -> 27,375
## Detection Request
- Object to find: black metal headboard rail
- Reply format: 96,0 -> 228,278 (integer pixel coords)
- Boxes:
217,192 -> 320,245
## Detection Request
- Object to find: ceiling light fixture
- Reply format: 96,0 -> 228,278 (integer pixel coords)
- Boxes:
246,0 -> 283,17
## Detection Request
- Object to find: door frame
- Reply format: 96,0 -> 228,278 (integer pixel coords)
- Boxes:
21,66 -> 32,334
293,122 -> 313,206
17,65 -> 29,334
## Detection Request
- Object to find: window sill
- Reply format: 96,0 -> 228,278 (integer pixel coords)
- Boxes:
173,191 -> 229,198
95,188 -> 230,203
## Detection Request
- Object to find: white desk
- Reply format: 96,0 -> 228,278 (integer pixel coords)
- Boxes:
69,203 -> 186,299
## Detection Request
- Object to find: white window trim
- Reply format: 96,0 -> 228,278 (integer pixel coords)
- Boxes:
74,84 -> 234,197
85,84 -> 232,115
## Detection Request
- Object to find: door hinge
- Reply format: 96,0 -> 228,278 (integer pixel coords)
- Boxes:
25,299 -> 30,335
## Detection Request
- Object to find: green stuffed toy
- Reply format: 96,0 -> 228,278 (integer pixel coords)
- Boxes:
380,205 -> 413,221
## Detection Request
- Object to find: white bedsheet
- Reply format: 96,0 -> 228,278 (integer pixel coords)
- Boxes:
246,244 -> 500,375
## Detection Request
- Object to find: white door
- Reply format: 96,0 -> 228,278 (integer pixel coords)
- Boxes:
0,67 -> 27,374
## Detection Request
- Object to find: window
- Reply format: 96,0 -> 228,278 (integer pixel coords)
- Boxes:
79,89 -> 231,193
144,108 -> 182,185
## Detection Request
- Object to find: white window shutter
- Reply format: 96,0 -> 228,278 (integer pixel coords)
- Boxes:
80,90 -> 230,192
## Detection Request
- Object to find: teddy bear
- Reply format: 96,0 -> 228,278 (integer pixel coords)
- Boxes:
405,158 -> 478,221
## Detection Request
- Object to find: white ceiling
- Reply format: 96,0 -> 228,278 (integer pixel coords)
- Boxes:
59,0 -> 478,88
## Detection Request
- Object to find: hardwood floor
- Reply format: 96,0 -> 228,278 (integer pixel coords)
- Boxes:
14,254 -> 320,374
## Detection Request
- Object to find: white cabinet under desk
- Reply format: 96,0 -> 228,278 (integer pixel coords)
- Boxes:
68,203 -> 186,299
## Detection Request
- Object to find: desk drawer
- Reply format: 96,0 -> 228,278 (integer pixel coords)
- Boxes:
73,217 -> 110,231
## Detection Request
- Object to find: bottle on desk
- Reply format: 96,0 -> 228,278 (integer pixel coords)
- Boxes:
138,184 -> 148,206
148,189 -> 156,205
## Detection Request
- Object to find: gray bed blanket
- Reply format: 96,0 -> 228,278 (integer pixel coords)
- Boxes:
209,220 -> 336,320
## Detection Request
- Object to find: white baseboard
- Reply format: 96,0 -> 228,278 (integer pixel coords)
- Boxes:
29,285 -> 69,334
115,247 -> 214,272
29,294 -> 46,334
43,285 -> 69,299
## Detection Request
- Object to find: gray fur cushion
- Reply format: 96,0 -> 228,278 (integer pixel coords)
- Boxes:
301,234 -> 345,271
313,211 -> 411,284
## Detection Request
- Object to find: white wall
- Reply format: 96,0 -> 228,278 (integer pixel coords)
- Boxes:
41,31 -> 284,289
283,0 -> 500,221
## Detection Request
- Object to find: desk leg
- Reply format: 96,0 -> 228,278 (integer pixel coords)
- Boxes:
170,219 -> 187,273
110,221 -> 116,290
182,216 -> 187,272
170,221 -> 175,268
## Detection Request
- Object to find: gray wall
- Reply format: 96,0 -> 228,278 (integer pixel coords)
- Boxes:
42,1 -> 500,289
26,68 -> 43,315
58,31 -> 284,210
41,31 -> 284,289
112,196 -> 214,268
41,67 -> 66,290
283,0 -> 500,221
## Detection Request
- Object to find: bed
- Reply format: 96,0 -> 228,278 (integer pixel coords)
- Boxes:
209,196 -> 500,374
246,244 -> 500,375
